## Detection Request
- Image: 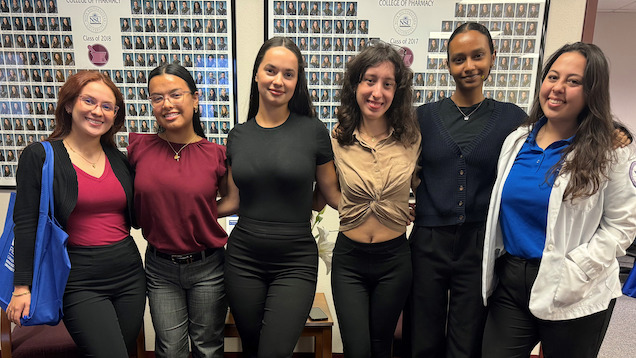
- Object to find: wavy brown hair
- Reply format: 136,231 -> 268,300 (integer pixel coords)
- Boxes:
334,41 -> 419,146
525,42 -> 617,200
49,71 -> 125,147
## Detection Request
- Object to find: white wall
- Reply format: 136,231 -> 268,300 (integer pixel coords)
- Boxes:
543,0 -> 587,57
0,0 -> 589,354
593,12 -> 636,132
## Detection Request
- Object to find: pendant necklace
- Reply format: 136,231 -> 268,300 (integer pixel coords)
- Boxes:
165,134 -> 197,162
64,140 -> 102,169
361,131 -> 379,142
453,99 -> 484,121
359,127 -> 389,143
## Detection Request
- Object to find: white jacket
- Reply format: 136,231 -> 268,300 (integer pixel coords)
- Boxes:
482,126 -> 636,320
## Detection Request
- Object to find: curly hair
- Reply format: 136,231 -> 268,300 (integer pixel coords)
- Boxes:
334,41 -> 419,146
49,71 -> 125,147
247,37 -> 314,120
525,42 -> 617,200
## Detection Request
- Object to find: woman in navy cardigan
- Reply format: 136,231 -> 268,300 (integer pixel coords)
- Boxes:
405,22 -> 527,358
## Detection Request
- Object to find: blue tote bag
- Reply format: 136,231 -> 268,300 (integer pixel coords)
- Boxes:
0,141 -> 71,326
0,192 -> 17,309
623,266 -> 636,298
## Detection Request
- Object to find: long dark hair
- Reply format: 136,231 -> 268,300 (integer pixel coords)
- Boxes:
526,42 -> 616,200
334,41 -> 419,146
148,63 -> 205,137
49,71 -> 125,147
247,37 -> 314,120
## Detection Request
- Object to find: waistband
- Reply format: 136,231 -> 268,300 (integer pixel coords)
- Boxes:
337,232 -> 407,252
501,252 -> 542,266
421,221 -> 486,233
148,244 -> 218,264
67,235 -> 134,252
236,216 -> 311,236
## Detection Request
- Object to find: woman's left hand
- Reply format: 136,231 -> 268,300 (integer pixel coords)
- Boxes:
407,203 -> 416,225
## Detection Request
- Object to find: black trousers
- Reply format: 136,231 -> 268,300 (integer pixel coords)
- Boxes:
482,254 -> 615,358
225,217 -> 318,358
331,233 -> 412,358
63,237 -> 146,358
403,223 -> 487,358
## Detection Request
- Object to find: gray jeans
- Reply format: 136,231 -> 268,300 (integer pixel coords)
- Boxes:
145,246 -> 227,358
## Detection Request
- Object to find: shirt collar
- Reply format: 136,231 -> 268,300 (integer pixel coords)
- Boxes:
353,126 -> 396,145
527,116 -> 575,147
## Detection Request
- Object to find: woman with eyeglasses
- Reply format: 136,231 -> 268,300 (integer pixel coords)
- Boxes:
217,37 -> 340,358
7,71 -> 145,357
127,64 -> 229,358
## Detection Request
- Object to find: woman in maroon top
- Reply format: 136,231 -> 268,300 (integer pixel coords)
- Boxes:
127,64 -> 228,358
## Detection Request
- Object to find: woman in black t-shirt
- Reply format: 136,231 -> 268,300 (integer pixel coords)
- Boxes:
218,37 -> 339,358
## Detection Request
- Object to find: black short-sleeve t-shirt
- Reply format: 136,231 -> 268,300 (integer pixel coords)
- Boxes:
227,113 -> 333,223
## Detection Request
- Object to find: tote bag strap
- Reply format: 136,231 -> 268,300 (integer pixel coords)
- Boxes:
39,141 -> 55,218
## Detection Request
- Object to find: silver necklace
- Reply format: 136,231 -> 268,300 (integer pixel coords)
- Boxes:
453,100 -> 484,121
164,134 -> 197,162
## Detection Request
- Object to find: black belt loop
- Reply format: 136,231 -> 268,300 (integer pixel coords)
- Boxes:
149,245 -> 215,264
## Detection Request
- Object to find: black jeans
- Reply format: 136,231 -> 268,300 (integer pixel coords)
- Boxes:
225,217 -> 318,358
482,254 -> 615,358
63,237 -> 146,358
331,232 -> 412,358
404,223 -> 487,358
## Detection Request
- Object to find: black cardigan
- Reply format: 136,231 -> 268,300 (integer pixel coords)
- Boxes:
414,100 -> 527,227
13,140 -> 135,286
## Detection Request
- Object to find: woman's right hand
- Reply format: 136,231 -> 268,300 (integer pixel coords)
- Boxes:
6,286 -> 30,327
316,161 -> 341,209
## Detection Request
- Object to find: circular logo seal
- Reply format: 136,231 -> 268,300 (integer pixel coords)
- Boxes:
83,6 -> 107,33
87,44 -> 109,66
393,9 -> 417,36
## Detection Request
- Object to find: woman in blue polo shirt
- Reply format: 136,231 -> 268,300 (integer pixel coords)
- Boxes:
481,42 -> 636,358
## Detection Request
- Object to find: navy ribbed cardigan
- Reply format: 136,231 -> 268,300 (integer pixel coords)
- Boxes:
414,100 -> 527,227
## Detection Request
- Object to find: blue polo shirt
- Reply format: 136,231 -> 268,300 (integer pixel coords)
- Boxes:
500,117 -> 573,259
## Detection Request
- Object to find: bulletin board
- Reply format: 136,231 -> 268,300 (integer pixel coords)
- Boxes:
266,1 -> 548,131
0,0 -> 237,186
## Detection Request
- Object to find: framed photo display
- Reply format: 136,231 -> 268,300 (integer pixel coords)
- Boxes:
0,0 -> 237,187
266,1 -> 548,131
